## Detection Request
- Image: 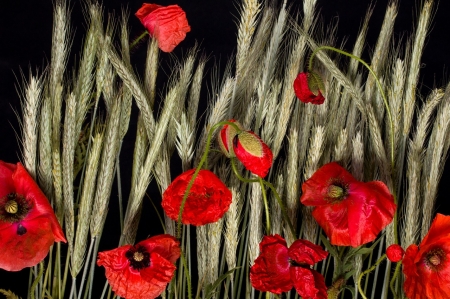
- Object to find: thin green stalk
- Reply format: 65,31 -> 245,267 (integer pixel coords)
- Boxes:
230,158 -> 296,239
77,237 -> 96,299
389,262 -> 402,299
30,262 -> 44,299
260,178 -> 271,234
180,249 -> 193,299
88,237 -> 98,299
116,142 -> 124,232
130,31 -> 148,49
358,254 -> 386,299
61,247 -> 71,297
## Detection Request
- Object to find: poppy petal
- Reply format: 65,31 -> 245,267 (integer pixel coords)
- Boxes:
250,235 -> 292,294
290,267 -> 327,299
288,239 -> 328,265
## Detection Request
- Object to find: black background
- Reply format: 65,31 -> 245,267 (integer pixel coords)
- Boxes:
1,0 -> 450,297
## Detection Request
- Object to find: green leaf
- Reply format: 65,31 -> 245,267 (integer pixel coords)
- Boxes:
204,268 -> 239,299
319,234 -> 339,259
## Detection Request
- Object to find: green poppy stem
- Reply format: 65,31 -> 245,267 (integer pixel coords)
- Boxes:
357,254 -> 386,299
389,261 -> 402,299
130,31 -> 149,50
260,177 -> 271,234
30,261 -> 44,299
230,158 -> 296,240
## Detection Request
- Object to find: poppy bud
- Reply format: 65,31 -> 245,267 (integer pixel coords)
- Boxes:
218,119 -> 243,158
386,244 -> 405,262
293,72 -> 325,105
233,131 -> 273,178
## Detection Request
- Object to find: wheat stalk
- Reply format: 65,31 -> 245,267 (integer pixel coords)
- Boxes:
21,74 -> 43,179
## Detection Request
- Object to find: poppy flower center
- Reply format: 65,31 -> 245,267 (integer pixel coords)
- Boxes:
327,184 -> 347,202
0,193 -> 31,223
425,248 -> 445,270
125,245 -> 150,270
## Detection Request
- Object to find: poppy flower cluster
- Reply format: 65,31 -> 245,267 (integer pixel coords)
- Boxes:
300,162 -> 396,247
402,213 -> 450,299
135,3 -> 191,53
97,234 -> 181,299
250,234 -> 328,298
161,169 -> 232,226
0,161 -> 66,271
218,119 -> 273,178
293,72 -> 325,105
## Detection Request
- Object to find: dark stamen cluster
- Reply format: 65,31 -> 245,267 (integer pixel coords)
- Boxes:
125,245 -> 150,270
0,193 -> 31,223
425,248 -> 445,271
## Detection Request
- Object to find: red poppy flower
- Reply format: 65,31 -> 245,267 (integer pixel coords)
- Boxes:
386,244 -> 405,262
293,72 -> 325,105
300,162 -> 396,247
161,169 -> 232,226
218,119 -> 243,158
0,161 -> 66,271
233,131 -> 273,178
250,234 -> 328,298
98,234 -> 180,299
403,213 -> 450,299
135,3 -> 191,53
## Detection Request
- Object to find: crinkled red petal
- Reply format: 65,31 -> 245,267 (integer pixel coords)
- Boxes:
140,252 -> 176,288
135,3 -> 162,23
162,169 -> 232,226
137,5 -> 190,53
250,235 -> 291,294
138,234 -> 180,264
290,267 -> 327,299
288,239 -> 328,265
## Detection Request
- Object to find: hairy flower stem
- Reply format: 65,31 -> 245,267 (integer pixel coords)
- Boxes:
389,261 -> 402,299
230,158 -> 296,240
357,254 -> 386,299
259,178 -> 271,234
180,250 -> 193,299
130,31 -> 149,49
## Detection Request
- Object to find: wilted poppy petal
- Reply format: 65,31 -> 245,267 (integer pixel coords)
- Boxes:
136,4 -> 191,53
288,239 -> 328,265
290,267 -> 327,299
250,235 -> 291,294
162,169 -> 232,226
233,131 -> 273,178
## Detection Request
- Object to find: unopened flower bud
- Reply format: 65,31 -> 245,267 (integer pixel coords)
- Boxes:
386,244 -> 405,262
218,119 -> 243,158
233,131 -> 273,178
